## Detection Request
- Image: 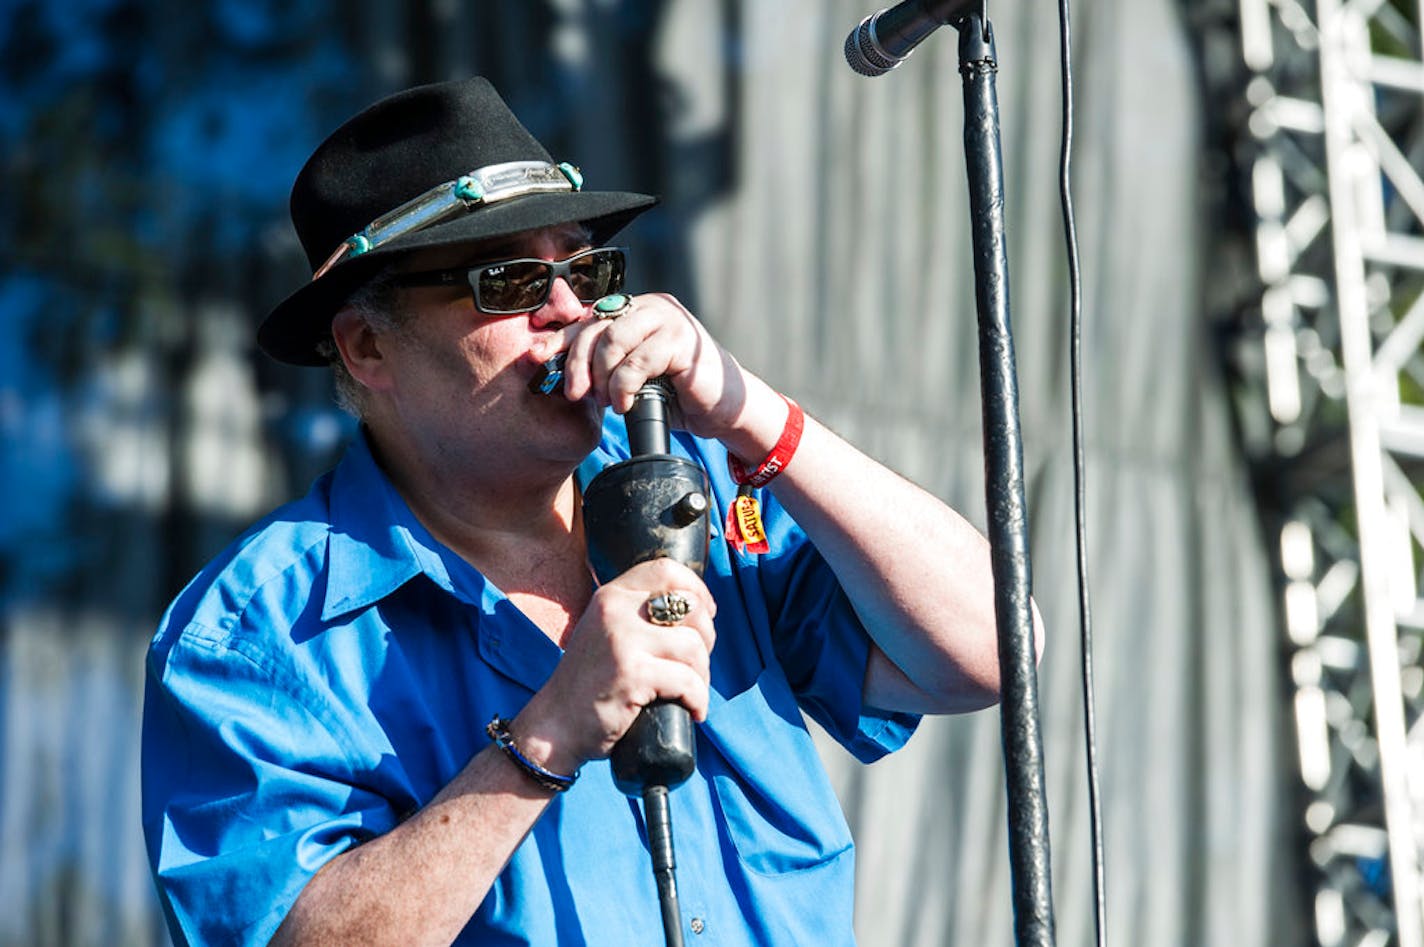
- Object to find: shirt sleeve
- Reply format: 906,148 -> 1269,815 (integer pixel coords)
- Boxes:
142,621 -> 399,947
751,488 -> 921,764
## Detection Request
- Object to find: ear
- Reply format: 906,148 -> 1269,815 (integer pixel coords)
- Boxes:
331,307 -> 396,394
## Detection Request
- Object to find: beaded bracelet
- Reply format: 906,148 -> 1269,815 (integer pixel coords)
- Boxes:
486,716 -> 579,793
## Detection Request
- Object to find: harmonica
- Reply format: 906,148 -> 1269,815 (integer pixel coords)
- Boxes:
529,351 -> 566,395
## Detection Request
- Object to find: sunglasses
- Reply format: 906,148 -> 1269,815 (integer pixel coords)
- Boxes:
395,246 -> 627,315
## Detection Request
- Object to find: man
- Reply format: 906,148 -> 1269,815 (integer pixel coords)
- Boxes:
142,77 -> 1026,946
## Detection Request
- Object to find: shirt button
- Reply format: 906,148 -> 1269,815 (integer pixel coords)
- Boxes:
690,917 -> 705,935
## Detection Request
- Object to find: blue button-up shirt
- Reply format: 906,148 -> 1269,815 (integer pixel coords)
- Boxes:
142,418 -> 918,946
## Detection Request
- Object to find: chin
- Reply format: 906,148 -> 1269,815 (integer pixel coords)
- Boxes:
534,393 -> 603,453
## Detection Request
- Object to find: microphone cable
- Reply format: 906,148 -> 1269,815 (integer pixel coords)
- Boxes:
1055,0 -> 1107,943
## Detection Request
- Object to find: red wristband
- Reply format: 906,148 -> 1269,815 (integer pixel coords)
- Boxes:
727,396 -> 804,488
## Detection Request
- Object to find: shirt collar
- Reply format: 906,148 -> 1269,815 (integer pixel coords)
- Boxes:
322,429 -> 458,621
322,417 -> 632,622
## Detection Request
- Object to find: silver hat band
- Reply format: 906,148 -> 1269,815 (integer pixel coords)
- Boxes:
311,160 -> 584,281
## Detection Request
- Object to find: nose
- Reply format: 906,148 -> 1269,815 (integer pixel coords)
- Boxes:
528,276 -> 589,330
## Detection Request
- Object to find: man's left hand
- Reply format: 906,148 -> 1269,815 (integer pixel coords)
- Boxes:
538,293 -> 753,442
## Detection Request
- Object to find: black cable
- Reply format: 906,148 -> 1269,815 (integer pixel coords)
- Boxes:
1057,0 -> 1106,944
643,785 -> 685,947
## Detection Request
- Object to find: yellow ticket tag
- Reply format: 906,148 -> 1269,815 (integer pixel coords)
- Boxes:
726,493 -> 770,554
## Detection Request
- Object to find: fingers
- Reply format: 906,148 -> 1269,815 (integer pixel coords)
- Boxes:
533,558 -> 718,760
644,656 -> 713,722
617,558 -> 717,654
617,629 -> 713,721
552,294 -> 700,410
615,563 -> 716,722
599,620 -> 712,722
532,292 -> 749,443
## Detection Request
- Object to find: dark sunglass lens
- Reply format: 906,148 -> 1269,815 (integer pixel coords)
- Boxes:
477,260 -> 551,312
567,250 -> 626,302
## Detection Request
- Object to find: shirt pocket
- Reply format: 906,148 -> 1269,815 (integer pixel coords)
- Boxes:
697,666 -> 854,876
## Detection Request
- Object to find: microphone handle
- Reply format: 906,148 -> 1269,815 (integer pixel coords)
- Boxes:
627,378 -> 674,456
583,376 -> 707,795
613,378 -> 695,793
582,377 -> 709,945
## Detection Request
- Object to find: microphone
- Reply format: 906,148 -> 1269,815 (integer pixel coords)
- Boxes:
843,0 -> 978,76
582,374 -> 709,946
625,378 -> 675,456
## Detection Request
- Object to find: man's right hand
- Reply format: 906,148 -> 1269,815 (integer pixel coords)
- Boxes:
508,557 -> 717,777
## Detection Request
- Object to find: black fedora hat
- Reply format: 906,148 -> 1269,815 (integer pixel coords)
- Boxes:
258,77 -> 657,366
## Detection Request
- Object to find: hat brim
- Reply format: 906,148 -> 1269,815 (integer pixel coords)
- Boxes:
258,189 -> 658,366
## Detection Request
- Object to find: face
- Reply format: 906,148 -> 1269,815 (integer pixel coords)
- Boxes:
370,224 -> 606,476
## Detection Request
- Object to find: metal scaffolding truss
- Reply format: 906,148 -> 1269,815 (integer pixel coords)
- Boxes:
1230,0 -> 1424,943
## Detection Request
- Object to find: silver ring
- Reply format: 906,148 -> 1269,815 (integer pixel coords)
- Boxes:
646,591 -> 692,627
593,293 -> 633,320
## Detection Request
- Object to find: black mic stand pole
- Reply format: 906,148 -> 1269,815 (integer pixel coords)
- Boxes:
952,8 -> 1056,946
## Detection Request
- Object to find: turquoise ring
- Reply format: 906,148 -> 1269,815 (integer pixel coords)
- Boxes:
593,293 -> 633,320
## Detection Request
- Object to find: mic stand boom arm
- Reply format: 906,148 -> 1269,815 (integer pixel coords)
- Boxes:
953,11 -> 1057,946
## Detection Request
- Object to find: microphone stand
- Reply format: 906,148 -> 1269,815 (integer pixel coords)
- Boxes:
952,10 -> 1057,946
